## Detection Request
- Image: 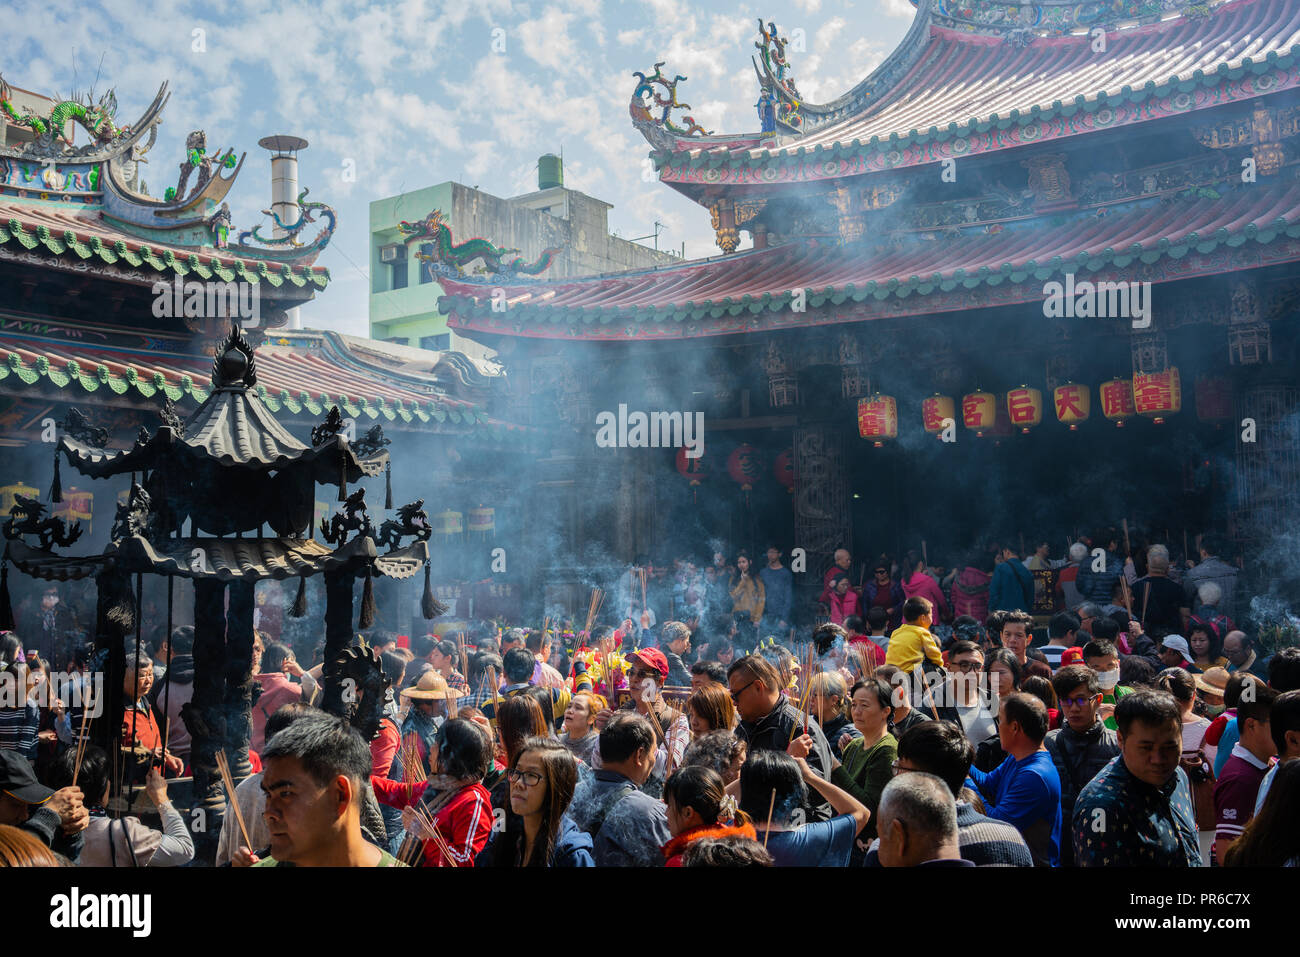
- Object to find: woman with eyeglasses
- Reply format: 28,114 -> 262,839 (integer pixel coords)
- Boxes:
828,676 -> 898,852
488,695 -> 551,812
484,737 -> 593,867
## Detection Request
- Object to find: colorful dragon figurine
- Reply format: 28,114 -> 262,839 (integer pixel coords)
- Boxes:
397,209 -> 559,278
630,62 -> 712,138
753,21 -> 803,130
236,188 -> 337,247
0,74 -> 125,146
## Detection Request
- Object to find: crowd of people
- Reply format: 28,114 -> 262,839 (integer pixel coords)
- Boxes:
1,527 -> 1297,870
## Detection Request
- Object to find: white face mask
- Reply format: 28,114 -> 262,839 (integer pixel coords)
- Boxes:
1097,669 -> 1120,691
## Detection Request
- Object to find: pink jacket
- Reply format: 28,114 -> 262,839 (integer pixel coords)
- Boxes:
829,588 -> 860,625
902,571 -> 949,621
251,672 -> 303,753
951,567 -> 991,622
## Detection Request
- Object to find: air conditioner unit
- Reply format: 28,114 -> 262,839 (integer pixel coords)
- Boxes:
380,243 -> 406,263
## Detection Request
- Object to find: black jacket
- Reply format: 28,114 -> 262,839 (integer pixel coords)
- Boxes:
736,697 -> 835,821
1045,719 -> 1120,865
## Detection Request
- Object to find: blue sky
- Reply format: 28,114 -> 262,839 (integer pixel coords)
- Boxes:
8,0 -> 915,335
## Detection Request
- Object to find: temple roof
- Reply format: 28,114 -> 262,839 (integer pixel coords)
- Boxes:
441,179 -> 1300,340
646,0 -> 1300,186
0,327 -> 526,439
0,197 -> 330,289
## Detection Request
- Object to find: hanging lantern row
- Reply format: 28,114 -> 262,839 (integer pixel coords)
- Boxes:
858,367 -> 1217,445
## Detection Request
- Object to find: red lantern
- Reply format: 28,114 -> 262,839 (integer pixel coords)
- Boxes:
962,392 -> 996,436
922,395 -> 955,437
675,446 -> 707,502
1100,378 -> 1135,427
1053,383 -> 1090,430
1133,368 -> 1182,424
726,444 -> 761,491
1194,375 -> 1232,423
773,448 -> 794,494
857,395 -> 898,447
1005,386 -> 1043,434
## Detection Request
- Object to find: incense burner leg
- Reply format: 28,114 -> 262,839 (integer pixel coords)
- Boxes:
189,578 -> 228,864
317,568 -> 355,716
92,569 -> 133,756
224,580 -> 255,780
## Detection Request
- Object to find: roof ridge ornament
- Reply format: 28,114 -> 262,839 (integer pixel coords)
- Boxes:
211,321 -> 258,389
753,20 -> 803,134
630,62 -> 713,150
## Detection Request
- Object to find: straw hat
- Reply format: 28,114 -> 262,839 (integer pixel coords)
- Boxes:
1195,666 -> 1229,697
401,669 -> 450,700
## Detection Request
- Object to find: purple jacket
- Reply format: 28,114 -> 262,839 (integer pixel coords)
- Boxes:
862,580 -> 907,630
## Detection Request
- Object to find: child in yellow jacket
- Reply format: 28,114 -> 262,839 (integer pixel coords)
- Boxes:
884,597 -> 943,674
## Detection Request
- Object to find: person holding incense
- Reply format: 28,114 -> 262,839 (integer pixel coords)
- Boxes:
661,765 -> 755,866
742,747 -> 869,866
372,717 -> 493,866
68,745 -> 194,867
398,669 -> 453,779
119,647 -> 183,776
829,676 -> 898,856
482,736 -> 593,867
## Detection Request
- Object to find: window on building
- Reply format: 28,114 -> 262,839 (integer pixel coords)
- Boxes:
419,244 -> 435,284
419,333 -> 450,352
390,261 -> 408,290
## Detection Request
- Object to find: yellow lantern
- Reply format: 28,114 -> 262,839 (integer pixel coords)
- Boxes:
1099,378 -> 1135,427
1053,383 -> 1091,430
962,391 -> 996,436
1133,368 -> 1182,425
0,480 -> 39,516
467,506 -> 495,534
1005,386 -> 1043,434
921,395 -> 955,437
434,509 -> 464,536
857,395 -> 898,448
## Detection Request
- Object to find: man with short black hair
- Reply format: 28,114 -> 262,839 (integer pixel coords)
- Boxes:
689,659 -> 726,690
966,692 -> 1062,866
893,721 -> 1032,866
1213,678 -> 1276,860
728,654 -> 833,820
876,772 -> 969,867
1045,665 -> 1119,865
567,712 -> 670,866
524,630 -> 565,690
480,647 -> 569,724
999,610 -> 1035,667
1042,613 -> 1080,671
1255,689 -> 1300,813
989,545 -> 1032,614
1072,689 -> 1201,866
248,713 -> 402,866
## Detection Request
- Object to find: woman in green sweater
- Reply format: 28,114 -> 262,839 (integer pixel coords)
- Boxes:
830,676 -> 898,846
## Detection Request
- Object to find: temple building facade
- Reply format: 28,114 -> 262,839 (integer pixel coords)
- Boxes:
440,0 -> 1300,611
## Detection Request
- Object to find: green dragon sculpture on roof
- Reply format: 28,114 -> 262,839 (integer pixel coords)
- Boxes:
398,209 -> 559,280
0,74 -> 126,146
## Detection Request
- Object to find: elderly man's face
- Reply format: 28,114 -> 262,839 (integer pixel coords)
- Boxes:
835,549 -> 851,570
1222,633 -> 1250,665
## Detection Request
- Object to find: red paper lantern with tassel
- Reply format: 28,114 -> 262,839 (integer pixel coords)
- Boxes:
773,448 -> 794,494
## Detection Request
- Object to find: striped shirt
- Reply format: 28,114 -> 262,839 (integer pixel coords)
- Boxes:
0,702 -> 39,757
1040,644 -> 1069,671
1214,743 -> 1268,846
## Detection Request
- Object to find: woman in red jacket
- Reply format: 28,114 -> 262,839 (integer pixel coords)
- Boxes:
373,718 -> 494,866
828,573 -> 861,626
661,766 -> 755,866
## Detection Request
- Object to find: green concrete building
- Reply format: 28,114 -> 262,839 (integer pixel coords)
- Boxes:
369,159 -> 678,359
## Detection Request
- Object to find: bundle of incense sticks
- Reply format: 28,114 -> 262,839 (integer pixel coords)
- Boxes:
214,750 -> 252,852
401,733 -> 427,783
457,632 -> 469,681
402,801 -> 457,867
70,684 -> 94,788
583,587 -> 605,640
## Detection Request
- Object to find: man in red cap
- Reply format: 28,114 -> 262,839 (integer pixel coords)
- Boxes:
615,647 -> 690,790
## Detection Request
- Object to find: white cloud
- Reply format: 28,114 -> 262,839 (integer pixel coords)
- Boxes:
880,0 -> 918,18
518,8 -> 581,74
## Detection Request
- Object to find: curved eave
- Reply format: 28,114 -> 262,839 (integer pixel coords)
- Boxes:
441,185 -> 1300,340
653,0 -> 1300,187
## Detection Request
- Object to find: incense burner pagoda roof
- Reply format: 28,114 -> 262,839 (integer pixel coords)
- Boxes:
649,0 -> 1300,187
441,180 -> 1300,340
